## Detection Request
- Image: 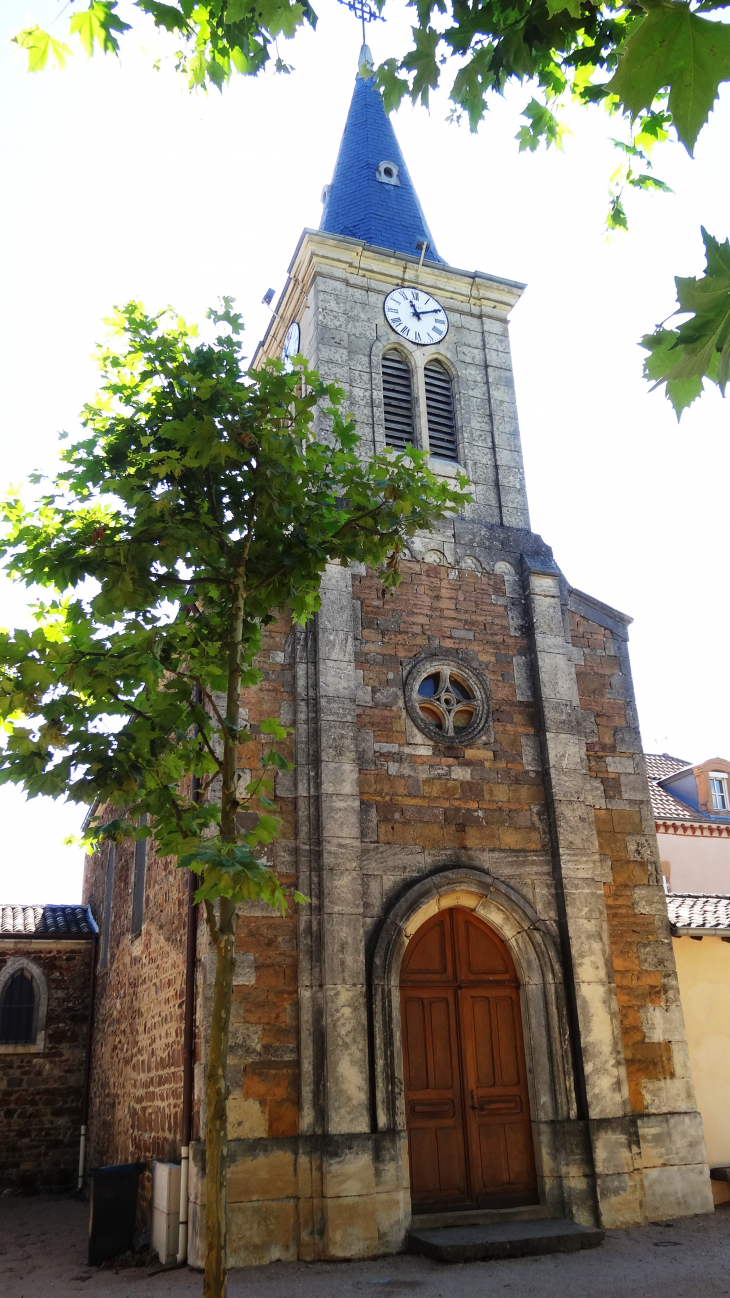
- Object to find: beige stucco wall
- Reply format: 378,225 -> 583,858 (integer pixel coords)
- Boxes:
660,832 -> 730,894
673,935 -> 730,1203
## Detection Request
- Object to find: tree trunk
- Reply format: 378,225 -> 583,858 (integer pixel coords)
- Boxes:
203,569 -> 246,1298
203,896 -> 237,1298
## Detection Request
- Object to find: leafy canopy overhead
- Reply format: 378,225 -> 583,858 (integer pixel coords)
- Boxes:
0,299 -> 470,905
11,0 -> 730,416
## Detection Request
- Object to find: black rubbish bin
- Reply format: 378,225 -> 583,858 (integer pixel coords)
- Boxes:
88,1161 -> 146,1266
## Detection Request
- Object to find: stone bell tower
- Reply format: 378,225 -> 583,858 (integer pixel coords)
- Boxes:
206,44 -> 713,1267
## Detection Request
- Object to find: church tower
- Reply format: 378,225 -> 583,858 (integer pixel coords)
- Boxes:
203,48 -> 713,1264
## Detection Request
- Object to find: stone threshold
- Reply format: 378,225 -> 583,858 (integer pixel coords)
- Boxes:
407,1216 -> 605,1262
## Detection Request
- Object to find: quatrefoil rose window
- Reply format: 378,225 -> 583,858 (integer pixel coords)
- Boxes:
405,657 -> 491,746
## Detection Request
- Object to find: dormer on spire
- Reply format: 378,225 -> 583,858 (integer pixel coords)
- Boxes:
319,57 -> 443,263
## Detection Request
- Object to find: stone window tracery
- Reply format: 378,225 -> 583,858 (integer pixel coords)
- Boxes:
404,655 -> 491,745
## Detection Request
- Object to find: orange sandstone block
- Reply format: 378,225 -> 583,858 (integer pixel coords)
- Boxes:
464,826 -> 501,849
498,826 -> 541,851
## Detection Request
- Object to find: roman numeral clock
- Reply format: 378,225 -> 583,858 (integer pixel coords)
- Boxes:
383,287 -> 449,346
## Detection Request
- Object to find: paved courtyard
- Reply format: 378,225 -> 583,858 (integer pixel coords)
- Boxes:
2,1196 -> 730,1298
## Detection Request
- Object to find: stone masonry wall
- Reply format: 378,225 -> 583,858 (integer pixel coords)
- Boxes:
83,829 -> 190,1220
224,608 -> 299,1145
0,940 -> 92,1191
353,554 -> 550,933
569,607 -> 689,1116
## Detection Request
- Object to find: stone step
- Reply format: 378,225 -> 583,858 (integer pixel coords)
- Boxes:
407,1216 -> 605,1262
410,1203 -> 553,1231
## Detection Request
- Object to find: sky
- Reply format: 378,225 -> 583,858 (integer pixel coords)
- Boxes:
0,0 -> 728,905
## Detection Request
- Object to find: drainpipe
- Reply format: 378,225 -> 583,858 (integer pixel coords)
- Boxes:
78,918 -> 99,1192
177,767 -> 200,1264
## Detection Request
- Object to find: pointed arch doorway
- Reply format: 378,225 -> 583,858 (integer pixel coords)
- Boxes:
400,907 -> 538,1212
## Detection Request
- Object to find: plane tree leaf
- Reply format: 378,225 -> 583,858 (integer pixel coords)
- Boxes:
69,2 -> 132,57
607,2 -> 730,154
12,26 -> 72,72
402,25 -> 441,108
641,227 -> 730,416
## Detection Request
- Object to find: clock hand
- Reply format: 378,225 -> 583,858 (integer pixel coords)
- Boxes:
409,303 -> 423,320
416,309 -> 444,315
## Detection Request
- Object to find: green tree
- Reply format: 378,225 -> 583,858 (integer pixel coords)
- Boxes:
0,299 -> 470,1298
13,0 -> 730,416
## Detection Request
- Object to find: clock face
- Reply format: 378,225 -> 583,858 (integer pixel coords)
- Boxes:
383,287 -> 449,346
282,321 -> 300,370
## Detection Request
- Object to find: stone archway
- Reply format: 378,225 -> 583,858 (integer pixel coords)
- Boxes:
370,868 -> 579,1218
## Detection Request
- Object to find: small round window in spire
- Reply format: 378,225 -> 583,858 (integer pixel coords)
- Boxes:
404,655 -> 491,746
376,160 -> 401,187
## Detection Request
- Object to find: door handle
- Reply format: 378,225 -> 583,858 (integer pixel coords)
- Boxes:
470,1089 -> 477,1110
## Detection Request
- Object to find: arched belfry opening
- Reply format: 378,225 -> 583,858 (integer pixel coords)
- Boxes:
400,907 -> 538,1212
424,359 -> 458,461
382,351 -> 415,450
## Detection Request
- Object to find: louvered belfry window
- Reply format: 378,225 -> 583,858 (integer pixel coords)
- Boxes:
425,360 -> 458,460
382,352 -> 414,450
0,969 -> 36,1045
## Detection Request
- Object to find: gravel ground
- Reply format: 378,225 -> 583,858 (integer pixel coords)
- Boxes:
2,1195 -> 730,1298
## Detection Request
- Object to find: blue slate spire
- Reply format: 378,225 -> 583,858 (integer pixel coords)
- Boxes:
320,47 -> 444,264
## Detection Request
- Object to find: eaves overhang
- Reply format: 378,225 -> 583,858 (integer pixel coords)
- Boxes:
655,819 -> 730,837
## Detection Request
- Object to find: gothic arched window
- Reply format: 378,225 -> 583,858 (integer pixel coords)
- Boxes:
382,351 -> 414,450
0,968 -> 37,1046
425,360 -> 458,461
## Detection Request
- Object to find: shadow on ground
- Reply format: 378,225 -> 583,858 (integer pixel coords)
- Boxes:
2,1195 -> 730,1298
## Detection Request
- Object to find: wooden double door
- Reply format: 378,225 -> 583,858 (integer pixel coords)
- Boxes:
400,908 -> 537,1212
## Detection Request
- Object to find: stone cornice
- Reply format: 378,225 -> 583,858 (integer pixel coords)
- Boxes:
253,229 -> 525,367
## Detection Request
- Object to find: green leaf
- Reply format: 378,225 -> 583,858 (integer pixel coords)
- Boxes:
138,2 -> 191,34
450,45 -> 497,131
672,227 -> 730,387
627,172 -> 673,191
224,0 -> 254,20
70,2 -> 132,57
606,195 -> 629,231
641,228 -> 730,414
254,0 -> 305,38
607,2 -> 730,154
641,329 -> 704,415
545,0 -> 582,17
12,26 -> 71,72
376,59 -> 411,115
515,98 -> 567,152
402,26 -> 441,107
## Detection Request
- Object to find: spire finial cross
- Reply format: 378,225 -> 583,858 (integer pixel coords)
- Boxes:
336,0 -> 384,49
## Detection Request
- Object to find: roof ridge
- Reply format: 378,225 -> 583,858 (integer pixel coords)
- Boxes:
668,891 -> 730,899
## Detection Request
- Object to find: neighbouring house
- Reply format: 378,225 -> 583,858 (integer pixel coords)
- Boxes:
0,903 -> 97,1192
643,755 -> 730,1206
78,45 -> 715,1267
646,753 -> 730,893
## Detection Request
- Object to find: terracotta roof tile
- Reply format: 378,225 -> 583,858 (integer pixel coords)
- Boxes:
666,893 -> 730,933
0,903 -> 97,938
645,753 -> 691,782
645,752 -> 710,824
